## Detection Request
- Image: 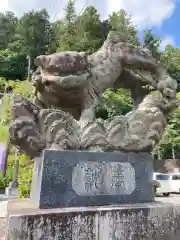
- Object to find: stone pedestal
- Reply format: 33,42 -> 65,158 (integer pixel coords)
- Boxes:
6,199 -> 180,240
30,150 -> 154,209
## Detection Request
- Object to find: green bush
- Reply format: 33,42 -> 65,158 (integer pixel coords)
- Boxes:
0,123 -> 13,189
0,80 -> 33,124
19,184 -> 31,198
0,50 -> 27,80
18,154 -> 33,198
0,124 -> 8,142
0,168 -> 13,189
0,80 -> 34,197
0,77 -> 6,92
151,180 -> 161,197
0,150 -> 14,190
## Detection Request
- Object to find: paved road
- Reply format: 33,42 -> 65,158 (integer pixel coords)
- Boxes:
156,193 -> 180,204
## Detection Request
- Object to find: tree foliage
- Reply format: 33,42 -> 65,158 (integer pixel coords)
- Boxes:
0,50 -> 26,79
109,10 -> 140,45
143,29 -> 161,60
0,11 -> 18,50
76,6 -> 103,53
96,89 -> 132,120
57,0 -> 77,51
161,45 -> 180,90
15,9 -> 53,58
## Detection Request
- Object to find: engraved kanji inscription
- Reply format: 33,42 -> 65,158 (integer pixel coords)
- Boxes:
84,167 -> 102,192
72,161 -> 135,196
111,164 -> 125,191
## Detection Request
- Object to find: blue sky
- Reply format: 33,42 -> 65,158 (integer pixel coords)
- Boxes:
0,0 -> 179,49
151,1 -> 180,48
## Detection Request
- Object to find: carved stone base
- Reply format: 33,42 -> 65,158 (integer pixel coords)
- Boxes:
30,150 -> 154,209
6,199 -> 180,240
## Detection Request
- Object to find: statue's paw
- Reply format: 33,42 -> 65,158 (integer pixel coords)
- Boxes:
157,76 -> 177,99
80,120 -> 108,151
9,118 -> 45,157
9,95 -> 43,157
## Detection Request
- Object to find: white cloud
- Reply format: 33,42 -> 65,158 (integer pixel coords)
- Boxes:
160,36 -> 175,51
107,0 -> 175,28
2,0 -> 176,28
0,0 -> 9,12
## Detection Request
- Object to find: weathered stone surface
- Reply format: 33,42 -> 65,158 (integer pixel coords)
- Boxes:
6,199 -> 180,240
30,150 -> 154,209
9,31 -> 179,157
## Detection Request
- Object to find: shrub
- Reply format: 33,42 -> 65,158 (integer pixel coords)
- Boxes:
0,80 -> 34,197
18,154 -> 33,198
151,180 -> 161,196
0,50 -> 27,80
0,80 -> 34,124
0,167 -> 13,189
0,176 -> 9,190
0,123 -> 13,189
0,77 -> 6,92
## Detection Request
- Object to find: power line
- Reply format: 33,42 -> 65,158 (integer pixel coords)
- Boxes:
77,0 -> 89,17
51,0 -> 89,22
51,0 -> 64,22
50,0 -> 59,20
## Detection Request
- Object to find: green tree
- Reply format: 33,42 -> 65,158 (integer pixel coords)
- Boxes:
143,30 -> 161,59
109,10 -> 140,46
52,20 -> 66,51
161,45 -> 180,90
153,92 -> 180,160
0,50 -> 26,80
57,0 -> 77,51
96,89 -> 132,120
13,9 -> 53,59
76,5 -> 103,53
0,11 -> 18,50
162,92 -> 180,159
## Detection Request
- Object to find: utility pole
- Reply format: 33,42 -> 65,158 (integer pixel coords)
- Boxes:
27,55 -> 31,81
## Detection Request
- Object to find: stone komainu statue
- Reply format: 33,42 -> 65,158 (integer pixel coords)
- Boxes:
9,31 -> 178,158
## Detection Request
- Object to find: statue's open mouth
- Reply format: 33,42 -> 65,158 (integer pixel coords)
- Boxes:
126,68 -> 157,87
40,71 -> 90,89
